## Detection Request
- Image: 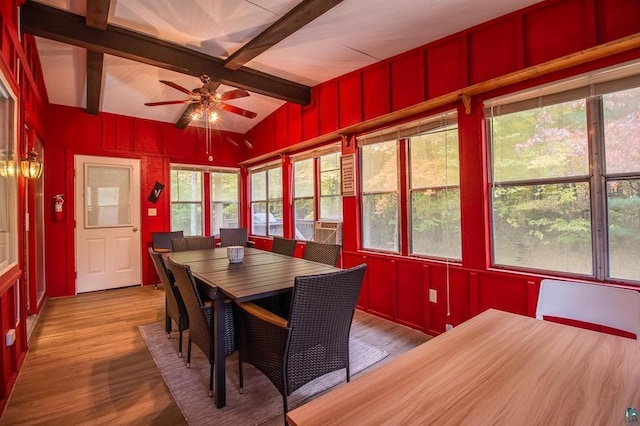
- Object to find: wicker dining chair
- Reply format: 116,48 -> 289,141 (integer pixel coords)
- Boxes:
148,247 -> 189,357
219,227 -> 254,247
271,236 -> 297,257
236,264 -> 367,419
165,256 -> 236,397
171,236 -> 215,252
151,231 -> 184,252
303,240 -> 341,266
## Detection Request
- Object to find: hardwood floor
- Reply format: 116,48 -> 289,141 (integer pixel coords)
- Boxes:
1,285 -> 431,425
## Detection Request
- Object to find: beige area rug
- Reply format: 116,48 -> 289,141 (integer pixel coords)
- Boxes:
139,322 -> 387,425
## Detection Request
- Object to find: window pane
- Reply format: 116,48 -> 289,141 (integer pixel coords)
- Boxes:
251,170 -> 266,200
268,168 -> 282,199
410,129 -> 459,188
320,152 -> 340,171
320,195 -> 342,220
294,159 -> 314,197
492,183 -> 592,274
171,203 -> 202,236
320,169 -> 340,196
211,172 -> 238,202
411,189 -> 461,258
362,141 -> 397,192
603,86 -> 640,174
211,172 -> 238,235
362,193 -> 398,252
251,202 -> 267,236
85,165 -> 131,227
294,198 -> 314,241
212,202 -> 238,235
171,170 -> 202,201
269,201 -> 284,237
0,89 -> 17,274
607,179 -> 640,281
491,100 -> 589,182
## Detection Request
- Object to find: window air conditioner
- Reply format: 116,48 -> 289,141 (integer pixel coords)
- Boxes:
314,221 -> 342,245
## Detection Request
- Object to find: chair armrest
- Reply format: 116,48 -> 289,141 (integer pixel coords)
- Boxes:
236,302 -> 288,328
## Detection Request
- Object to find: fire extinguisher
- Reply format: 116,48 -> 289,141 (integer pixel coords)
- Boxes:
53,194 -> 64,221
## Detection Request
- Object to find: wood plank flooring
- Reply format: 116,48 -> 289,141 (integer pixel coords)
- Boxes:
0,285 -> 431,425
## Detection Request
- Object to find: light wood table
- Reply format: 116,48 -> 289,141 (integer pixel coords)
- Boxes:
287,308 -> 640,425
169,248 -> 339,408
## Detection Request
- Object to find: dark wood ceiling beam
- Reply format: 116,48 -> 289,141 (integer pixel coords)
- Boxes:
85,0 -> 110,115
86,0 -> 110,30
20,1 -> 310,105
86,50 -> 103,115
224,0 -> 344,71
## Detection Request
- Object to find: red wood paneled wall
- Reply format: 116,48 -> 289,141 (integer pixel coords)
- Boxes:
0,0 -> 48,413
44,105 -> 248,296
244,0 -> 640,335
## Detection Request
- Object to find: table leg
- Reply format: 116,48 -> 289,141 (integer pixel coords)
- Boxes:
213,287 -> 226,408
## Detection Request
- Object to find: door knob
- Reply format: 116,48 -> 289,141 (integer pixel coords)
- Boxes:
132,226 -> 139,232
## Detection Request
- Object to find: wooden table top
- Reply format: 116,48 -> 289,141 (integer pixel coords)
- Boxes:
287,309 -> 640,425
169,248 -> 339,302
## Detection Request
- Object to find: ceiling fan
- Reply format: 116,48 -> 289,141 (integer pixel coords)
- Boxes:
145,75 -> 258,124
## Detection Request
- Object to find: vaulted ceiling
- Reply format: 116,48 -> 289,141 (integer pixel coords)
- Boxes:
22,0 -> 543,134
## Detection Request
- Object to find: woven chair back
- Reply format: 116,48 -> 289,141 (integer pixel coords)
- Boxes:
303,240 -> 340,266
271,236 -> 297,256
219,228 -> 249,247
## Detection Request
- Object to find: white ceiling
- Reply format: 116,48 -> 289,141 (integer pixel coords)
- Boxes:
31,0 -> 542,134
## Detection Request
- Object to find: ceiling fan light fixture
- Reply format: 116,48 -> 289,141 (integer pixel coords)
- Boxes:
209,111 -> 219,123
191,110 -> 202,121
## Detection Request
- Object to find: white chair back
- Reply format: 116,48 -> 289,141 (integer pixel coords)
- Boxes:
536,279 -> 640,340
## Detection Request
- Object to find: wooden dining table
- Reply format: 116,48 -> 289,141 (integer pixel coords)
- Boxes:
287,308 -> 640,425
168,247 -> 339,408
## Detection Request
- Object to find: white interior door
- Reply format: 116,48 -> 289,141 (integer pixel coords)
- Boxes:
75,155 -> 141,293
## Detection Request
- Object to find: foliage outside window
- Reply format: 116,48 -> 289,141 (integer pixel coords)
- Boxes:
319,152 -> 342,221
171,170 -> 202,236
211,171 -> 239,235
360,140 -> 399,252
488,79 -> 640,282
293,158 -> 314,240
0,76 -> 17,276
409,126 -> 461,259
250,165 -> 283,237
292,150 -> 342,241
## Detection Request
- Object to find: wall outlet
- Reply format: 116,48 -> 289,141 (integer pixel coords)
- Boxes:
428,289 -> 437,303
445,324 -> 453,331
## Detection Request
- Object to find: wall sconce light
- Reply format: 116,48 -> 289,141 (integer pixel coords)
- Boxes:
0,153 -> 16,178
20,150 -> 43,179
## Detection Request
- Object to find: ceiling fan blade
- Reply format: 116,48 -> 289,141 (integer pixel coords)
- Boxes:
176,103 -> 198,129
219,103 -> 257,119
203,80 -> 221,93
159,80 -> 196,96
218,88 -> 249,101
145,100 -> 191,106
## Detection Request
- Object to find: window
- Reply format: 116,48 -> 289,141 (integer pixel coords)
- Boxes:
292,149 -> 343,241
250,164 -> 283,237
409,124 -> 461,259
211,171 -> 239,235
359,112 -> 460,256
171,169 -> 202,236
293,158 -> 314,240
487,71 -> 640,282
0,73 -> 17,276
171,166 -> 240,237
319,152 -> 342,220
360,140 -> 399,252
